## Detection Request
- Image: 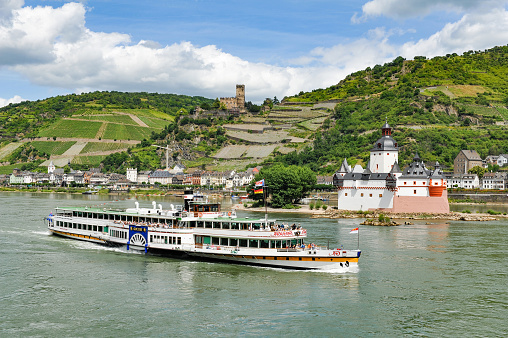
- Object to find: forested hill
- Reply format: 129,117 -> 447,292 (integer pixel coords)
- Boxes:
274,45 -> 508,172
0,91 -> 212,140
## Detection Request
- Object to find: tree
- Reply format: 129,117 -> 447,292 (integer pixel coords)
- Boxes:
249,164 -> 316,208
468,165 -> 487,179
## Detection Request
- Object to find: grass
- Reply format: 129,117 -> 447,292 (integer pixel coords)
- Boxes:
71,155 -> 106,166
102,124 -> 159,141
0,163 -> 24,175
31,141 -> 76,155
38,120 -> 102,138
138,116 -> 173,128
73,114 -> 138,125
80,142 -> 130,154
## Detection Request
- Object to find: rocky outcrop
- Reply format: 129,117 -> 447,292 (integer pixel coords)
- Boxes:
360,219 -> 400,226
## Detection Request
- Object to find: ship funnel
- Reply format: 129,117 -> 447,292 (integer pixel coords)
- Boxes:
135,201 -> 139,210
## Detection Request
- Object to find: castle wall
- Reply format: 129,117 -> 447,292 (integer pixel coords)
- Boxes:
390,190 -> 450,213
337,179 -> 395,210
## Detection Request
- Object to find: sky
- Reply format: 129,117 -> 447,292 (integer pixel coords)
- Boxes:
1,0 -> 508,107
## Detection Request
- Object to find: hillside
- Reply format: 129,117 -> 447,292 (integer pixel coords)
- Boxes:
0,92 -> 213,172
275,46 -> 508,172
2,45 -> 508,175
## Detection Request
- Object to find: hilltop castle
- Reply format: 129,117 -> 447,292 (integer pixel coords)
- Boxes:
333,121 -> 449,213
220,84 -> 246,113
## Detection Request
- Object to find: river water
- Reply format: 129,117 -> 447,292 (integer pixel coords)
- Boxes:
1,192 -> 507,336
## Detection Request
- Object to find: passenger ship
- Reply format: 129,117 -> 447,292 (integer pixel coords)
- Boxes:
46,191 -> 361,270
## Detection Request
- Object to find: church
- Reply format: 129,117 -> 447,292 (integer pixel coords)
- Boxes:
333,121 -> 449,213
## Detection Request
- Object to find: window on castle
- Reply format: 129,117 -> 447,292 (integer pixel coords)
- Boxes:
379,194 -> 383,197
361,193 -> 364,197
369,194 -> 372,197
345,193 -> 348,196
404,182 -> 407,185
413,181 -> 416,185
414,190 -> 417,194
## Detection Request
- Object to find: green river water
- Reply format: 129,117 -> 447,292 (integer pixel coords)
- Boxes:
0,192 -> 507,336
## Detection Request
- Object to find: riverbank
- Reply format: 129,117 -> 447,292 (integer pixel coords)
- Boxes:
233,203 -> 507,221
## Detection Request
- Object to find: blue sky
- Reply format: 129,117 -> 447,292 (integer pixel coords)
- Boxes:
1,0 -> 508,106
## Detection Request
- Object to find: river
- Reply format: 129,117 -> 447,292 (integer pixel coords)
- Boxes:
0,192 -> 507,336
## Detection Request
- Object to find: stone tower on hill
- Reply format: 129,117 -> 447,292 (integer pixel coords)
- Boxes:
220,84 -> 246,113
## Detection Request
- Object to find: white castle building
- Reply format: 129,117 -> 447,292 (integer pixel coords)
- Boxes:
333,122 -> 449,213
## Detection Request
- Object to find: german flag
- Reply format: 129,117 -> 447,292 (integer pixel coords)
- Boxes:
254,188 -> 263,194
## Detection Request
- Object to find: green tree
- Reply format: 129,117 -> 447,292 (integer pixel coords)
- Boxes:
250,164 -> 316,208
468,165 -> 488,179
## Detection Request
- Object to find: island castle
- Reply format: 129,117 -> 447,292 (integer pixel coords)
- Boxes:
333,121 -> 449,213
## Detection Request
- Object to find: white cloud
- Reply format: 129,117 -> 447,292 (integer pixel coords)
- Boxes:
2,2 -> 508,105
0,95 -> 25,107
360,0 -> 508,20
400,10 -> 508,59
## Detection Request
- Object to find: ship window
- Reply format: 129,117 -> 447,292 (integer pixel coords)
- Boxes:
260,240 -> 269,248
230,238 -> 238,246
165,237 -> 168,244
203,236 -> 211,245
213,222 -> 221,229
253,223 -> 261,230
239,239 -> 248,247
212,237 -> 220,245
220,238 -> 228,246
241,223 -> 249,230
231,222 -> 239,230
150,235 -> 153,242
98,226 -> 102,232
177,237 -> 181,245
249,239 -> 259,248
197,221 -> 204,228
222,222 -> 230,230
203,221 -> 211,228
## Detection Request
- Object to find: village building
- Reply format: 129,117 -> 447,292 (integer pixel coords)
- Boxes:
497,154 -> 508,167
454,150 -> 483,175
481,172 -> 507,190
333,121 -> 449,213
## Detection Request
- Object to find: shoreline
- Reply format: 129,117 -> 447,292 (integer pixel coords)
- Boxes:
232,204 -> 507,221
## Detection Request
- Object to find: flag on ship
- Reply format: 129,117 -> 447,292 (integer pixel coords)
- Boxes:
350,227 -> 359,234
255,179 -> 265,187
254,188 -> 263,194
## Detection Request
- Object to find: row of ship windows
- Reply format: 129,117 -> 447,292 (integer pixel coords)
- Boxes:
111,229 -> 127,239
70,211 -> 175,225
150,235 -> 182,245
56,221 -> 103,232
189,221 -> 275,230
196,236 -> 304,248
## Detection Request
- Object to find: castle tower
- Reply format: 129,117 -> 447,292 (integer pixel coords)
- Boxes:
369,120 -> 399,173
236,84 -> 245,108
